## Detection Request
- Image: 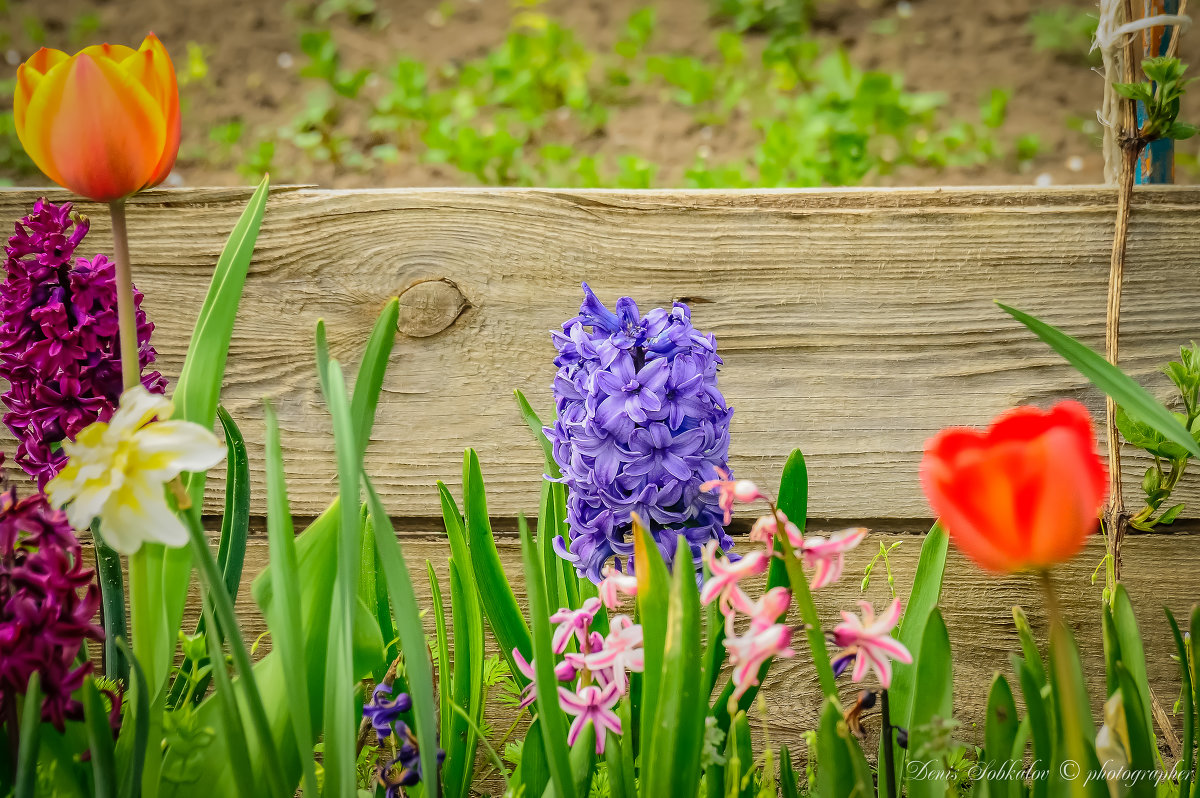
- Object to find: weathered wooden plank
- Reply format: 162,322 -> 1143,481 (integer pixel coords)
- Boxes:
1,186 -> 1198,521
141,526 -> 1197,752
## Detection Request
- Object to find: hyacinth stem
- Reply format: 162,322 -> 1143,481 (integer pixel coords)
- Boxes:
107,199 -> 141,392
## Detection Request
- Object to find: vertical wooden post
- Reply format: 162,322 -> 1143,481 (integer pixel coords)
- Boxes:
1136,0 -> 1180,183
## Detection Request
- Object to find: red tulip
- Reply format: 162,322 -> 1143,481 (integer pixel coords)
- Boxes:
919,401 -> 1107,573
14,34 -> 179,202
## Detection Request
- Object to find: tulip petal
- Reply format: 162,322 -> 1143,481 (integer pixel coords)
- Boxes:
23,52 -> 167,201
124,34 -> 180,188
14,48 -> 70,138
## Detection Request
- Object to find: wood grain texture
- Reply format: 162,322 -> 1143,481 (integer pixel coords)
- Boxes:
1,186 -> 1198,519
136,527 -> 1198,753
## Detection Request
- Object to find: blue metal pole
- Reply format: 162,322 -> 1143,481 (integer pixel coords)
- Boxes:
1136,0 -> 1179,183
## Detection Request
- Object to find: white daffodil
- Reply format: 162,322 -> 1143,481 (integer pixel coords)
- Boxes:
46,385 -> 226,555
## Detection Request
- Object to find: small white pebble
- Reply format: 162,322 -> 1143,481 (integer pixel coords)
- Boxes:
700,126 -> 714,141
5,50 -> 20,66
896,1 -> 913,18
277,52 -> 294,70
1035,172 -> 1054,186
697,144 -> 712,159
1066,155 -> 1084,172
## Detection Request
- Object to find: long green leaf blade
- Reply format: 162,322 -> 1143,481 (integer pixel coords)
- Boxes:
366,477 -> 441,796
82,678 -> 117,798
520,515 -> 574,798
350,297 -> 399,460
14,673 -> 41,798
201,597 -> 253,798
998,302 -> 1200,457
264,403 -> 320,797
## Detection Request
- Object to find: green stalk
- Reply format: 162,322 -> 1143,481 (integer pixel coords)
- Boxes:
777,531 -> 837,698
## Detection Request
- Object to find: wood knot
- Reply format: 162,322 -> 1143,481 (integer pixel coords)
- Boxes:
396,278 -> 470,337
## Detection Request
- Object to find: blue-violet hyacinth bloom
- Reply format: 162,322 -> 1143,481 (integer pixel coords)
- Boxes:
0,199 -> 165,488
547,284 -> 734,581
364,683 -> 444,791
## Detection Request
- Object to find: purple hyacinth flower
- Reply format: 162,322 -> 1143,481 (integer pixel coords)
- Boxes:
547,284 -> 735,581
363,683 -> 413,739
0,199 -> 166,488
0,478 -> 103,730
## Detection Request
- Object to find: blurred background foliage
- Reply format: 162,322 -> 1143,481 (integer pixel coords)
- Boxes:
2,0 -> 1193,188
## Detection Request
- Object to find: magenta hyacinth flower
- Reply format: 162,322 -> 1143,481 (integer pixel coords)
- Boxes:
831,598 -> 913,688
597,564 -> 639,610
748,510 -> 803,548
800,527 -> 868,590
699,543 -> 769,614
699,467 -> 764,526
0,481 -> 102,730
729,585 -> 793,635
558,681 -> 623,754
1,199 -> 165,487
724,622 -> 795,701
549,596 -> 603,654
580,614 -> 645,693
512,648 -> 578,710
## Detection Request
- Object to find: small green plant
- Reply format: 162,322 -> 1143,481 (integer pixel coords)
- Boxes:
1114,56 -> 1198,144
1028,6 -> 1100,65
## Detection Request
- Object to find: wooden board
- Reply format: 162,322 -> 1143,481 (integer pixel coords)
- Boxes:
1,186 -> 1198,520
144,527 -> 1198,752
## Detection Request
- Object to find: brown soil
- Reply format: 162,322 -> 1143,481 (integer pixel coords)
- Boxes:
5,0 -> 1200,187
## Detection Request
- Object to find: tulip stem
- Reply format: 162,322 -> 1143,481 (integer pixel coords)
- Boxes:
108,199 -> 141,392
1038,569 -> 1063,634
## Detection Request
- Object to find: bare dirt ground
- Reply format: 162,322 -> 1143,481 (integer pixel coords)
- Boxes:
5,0 -> 1200,187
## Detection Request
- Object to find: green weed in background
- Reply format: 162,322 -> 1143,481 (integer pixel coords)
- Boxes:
1028,5 -> 1100,65
217,4 -> 1019,188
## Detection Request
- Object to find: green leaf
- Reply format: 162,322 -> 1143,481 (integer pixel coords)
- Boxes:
367,475 -> 444,792
113,638 -> 149,798
1112,82 -> 1154,102
1015,660 -> 1052,798
1113,663 -> 1157,798
514,389 -> 561,478
350,297 -> 399,461
521,719 -> 552,798
1110,584 -> 1157,758
314,351 -> 364,798
448,558 -> 483,798
997,303 -> 1200,458
429,560 -> 452,756
464,450 -> 534,664
815,697 -> 873,798
779,745 -> 801,798
1166,608 -> 1195,798
82,678 -> 117,798
983,674 -> 1019,798
884,522 -> 949,788
605,704 -> 630,798
907,609 -> 953,798
644,536 -> 705,798
93,528 -> 127,684
201,596 -> 253,798
159,174 -> 272,688
519,515 -> 575,798
632,516 -> 671,769
263,403 -> 320,798
1048,623 -> 1108,798
14,673 -> 41,798
1166,121 -> 1199,140
543,725 -> 597,797
1011,606 -> 1047,687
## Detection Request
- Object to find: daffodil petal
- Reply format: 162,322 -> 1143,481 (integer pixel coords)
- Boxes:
108,385 -> 172,437
135,420 -> 226,473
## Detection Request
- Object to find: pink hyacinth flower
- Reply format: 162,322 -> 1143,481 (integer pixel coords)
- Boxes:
749,511 -> 803,548
598,564 -> 639,610
724,623 -> 795,701
729,585 -> 792,634
512,648 -> 578,710
800,527 -> 867,590
831,598 -> 912,688
558,681 -> 623,754
580,614 -> 645,693
699,466 -> 764,525
700,542 -> 770,614
549,597 -> 603,654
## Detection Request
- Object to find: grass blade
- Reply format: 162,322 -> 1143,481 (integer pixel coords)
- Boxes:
998,302 -> 1200,458
520,515 -> 574,798
350,297 -> 399,461
983,674 -> 1018,798
632,515 -> 670,771
513,389 -> 561,478
113,638 -> 148,798
263,403 -> 320,797
906,609 -> 953,798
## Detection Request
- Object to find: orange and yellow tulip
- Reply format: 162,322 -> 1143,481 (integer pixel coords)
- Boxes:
14,34 -> 179,203
919,401 -> 1107,574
